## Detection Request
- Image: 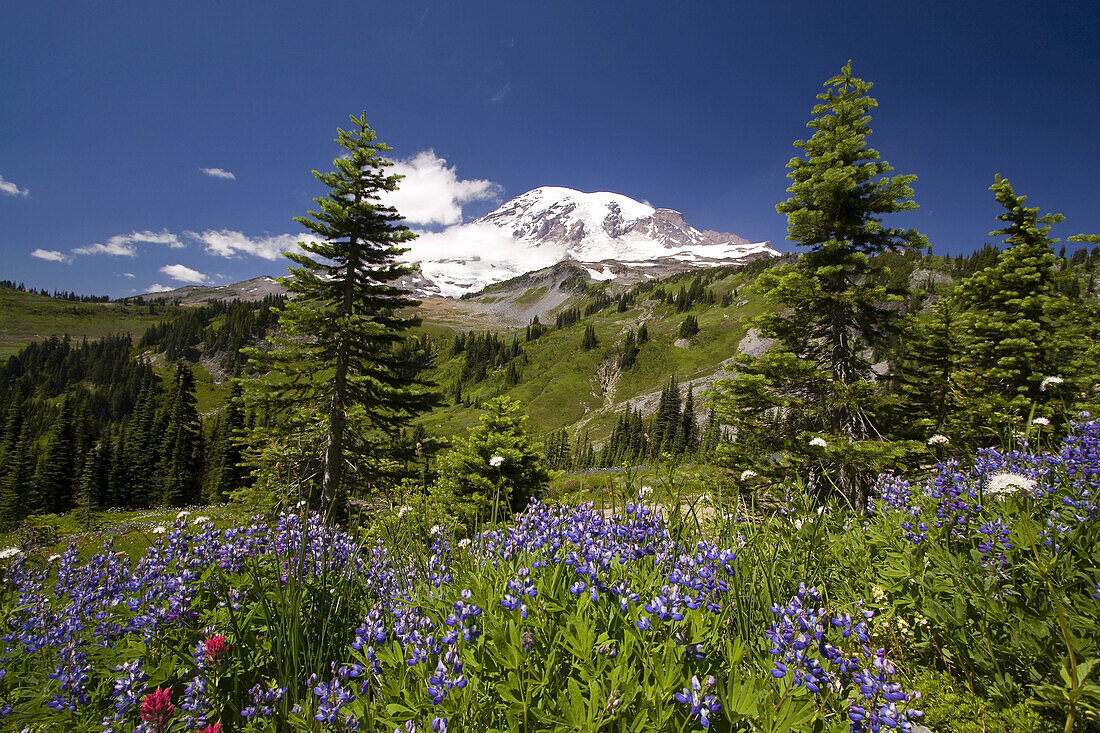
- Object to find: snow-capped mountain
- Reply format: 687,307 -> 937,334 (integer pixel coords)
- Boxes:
405,186 -> 777,297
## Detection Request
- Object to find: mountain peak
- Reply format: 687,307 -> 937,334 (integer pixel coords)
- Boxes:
405,187 -> 777,297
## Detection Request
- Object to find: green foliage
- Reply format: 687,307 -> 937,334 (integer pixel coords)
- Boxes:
436,396 -> 550,525
713,62 -> 926,507
247,113 -> 438,517
948,176 -> 1090,442
582,324 -> 598,350
158,362 -> 203,508
912,669 -> 1055,733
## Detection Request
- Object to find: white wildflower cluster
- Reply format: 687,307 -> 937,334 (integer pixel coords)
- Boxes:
986,471 -> 1036,497
152,525 -> 167,535
0,547 -> 21,560
1031,417 -> 1050,427
926,434 -> 950,446
176,510 -> 191,521
192,516 -> 211,525
430,525 -> 442,536
809,437 -> 827,448
639,485 -> 653,498
740,469 -> 758,481
457,538 -> 472,549
871,585 -> 887,603
489,455 -> 504,468
1040,376 -> 1064,392
396,506 -> 411,518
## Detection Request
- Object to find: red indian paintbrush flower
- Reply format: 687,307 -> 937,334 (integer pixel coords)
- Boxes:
139,687 -> 175,732
204,634 -> 227,661
197,724 -> 223,733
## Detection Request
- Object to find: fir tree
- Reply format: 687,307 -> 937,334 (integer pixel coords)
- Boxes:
436,397 -> 550,524
952,176 -> 1082,437
890,299 -> 961,439
159,362 -> 203,507
582,325 -> 598,350
36,393 -> 83,514
0,429 -> 35,525
248,114 -> 438,518
714,62 -> 925,506
206,381 -> 248,502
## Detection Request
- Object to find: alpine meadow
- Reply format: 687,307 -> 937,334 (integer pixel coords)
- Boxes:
3,31 -> 1100,733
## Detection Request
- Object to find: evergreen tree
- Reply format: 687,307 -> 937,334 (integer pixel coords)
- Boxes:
206,381 -> 248,502
36,393 -> 83,514
436,396 -> 550,524
890,299 -> 961,440
677,386 -> 697,454
159,362 -> 203,507
678,315 -> 699,338
652,377 -> 682,457
248,113 -> 438,518
713,62 -> 925,506
124,372 -> 161,508
0,428 -> 35,525
618,330 -> 639,370
79,439 -> 111,512
637,322 -> 649,344
952,176 -> 1082,437
582,325 -> 599,350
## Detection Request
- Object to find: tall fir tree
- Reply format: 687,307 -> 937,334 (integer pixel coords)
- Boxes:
951,176 -> 1083,438
36,393 -> 84,515
889,299 -> 961,440
159,361 -> 203,507
713,62 -> 925,506
205,381 -> 248,502
124,371 -> 161,508
248,113 -> 438,518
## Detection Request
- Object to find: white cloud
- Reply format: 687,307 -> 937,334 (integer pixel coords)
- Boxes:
491,83 -> 511,103
0,174 -> 30,198
160,264 -> 212,284
201,167 -> 236,180
144,283 -> 173,294
120,272 -> 135,278
381,150 -> 502,227
72,229 -> 184,257
405,222 -> 560,297
30,248 -> 70,263
188,229 -> 309,260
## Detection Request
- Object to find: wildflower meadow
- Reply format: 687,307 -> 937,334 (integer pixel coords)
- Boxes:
2,419 -> 1099,731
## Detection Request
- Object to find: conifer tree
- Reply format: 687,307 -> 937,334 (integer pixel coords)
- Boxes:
436,396 -> 550,523
36,393 -> 83,514
713,62 -> 925,506
0,430 -> 35,525
248,113 -> 438,518
124,372 -> 161,508
890,299 -> 961,440
205,381 -> 247,502
677,386 -> 697,454
582,325 -> 598,350
952,176 -> 1082,437
159,362 -> 203,507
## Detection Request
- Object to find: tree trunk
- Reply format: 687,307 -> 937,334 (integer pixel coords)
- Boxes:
320,193 -> 361,522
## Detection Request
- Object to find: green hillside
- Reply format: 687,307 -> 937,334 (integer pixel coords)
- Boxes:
0,286 -> 182,358
415,260 -> 785,445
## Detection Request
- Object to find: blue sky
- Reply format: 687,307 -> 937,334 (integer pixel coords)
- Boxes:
2,1 -> 1098,297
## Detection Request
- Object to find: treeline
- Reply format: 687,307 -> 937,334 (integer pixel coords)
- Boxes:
0,280 -> 110,302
